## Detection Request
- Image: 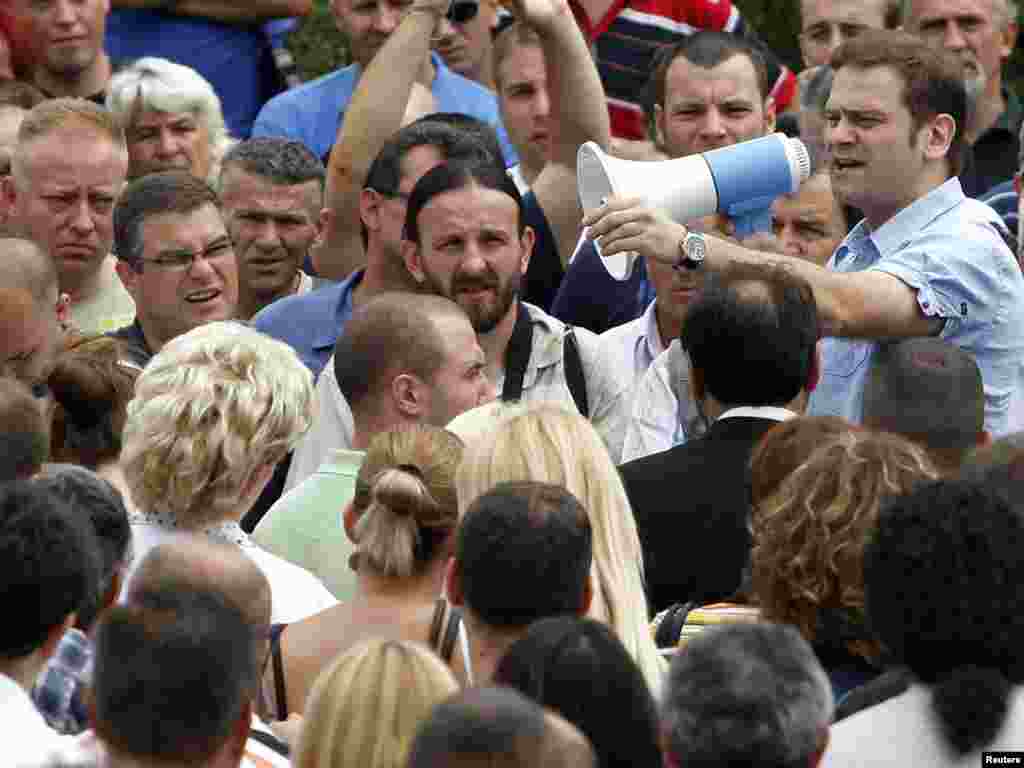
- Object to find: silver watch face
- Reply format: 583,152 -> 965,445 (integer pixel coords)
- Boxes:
685,233 -> 706,263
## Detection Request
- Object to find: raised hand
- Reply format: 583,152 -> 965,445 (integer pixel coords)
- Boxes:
582,196 -> 688,267
505,0 -> 570,31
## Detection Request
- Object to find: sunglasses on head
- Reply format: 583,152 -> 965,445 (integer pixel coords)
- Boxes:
448,0 -> 479,24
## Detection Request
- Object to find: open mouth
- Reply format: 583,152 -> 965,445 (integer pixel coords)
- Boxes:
185,289 -> 221,304
832,158 -> 864,170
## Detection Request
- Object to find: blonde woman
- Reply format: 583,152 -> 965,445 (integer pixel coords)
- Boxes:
751,430 -> 940,700
261,425 -> 468,719
455,402 -> 665,690
120,321 -> 336,624
294,639 -> 459,768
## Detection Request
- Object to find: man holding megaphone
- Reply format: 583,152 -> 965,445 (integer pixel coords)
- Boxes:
585,30 -> 1024,438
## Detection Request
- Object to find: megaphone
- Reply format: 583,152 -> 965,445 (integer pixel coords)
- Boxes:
577,133 -> 812,280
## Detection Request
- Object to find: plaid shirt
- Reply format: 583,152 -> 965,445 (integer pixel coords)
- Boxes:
33,628 -> 92,735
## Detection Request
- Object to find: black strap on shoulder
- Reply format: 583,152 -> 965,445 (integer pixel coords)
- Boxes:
269,622 -> 289,722
563,328 -> 589,418
654,602 -> 695,648
440,606 -> 463,663
248,728 -> 291,758
502,302 -> 534,403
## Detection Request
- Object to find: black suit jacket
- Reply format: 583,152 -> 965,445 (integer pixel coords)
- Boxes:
619,416 -> 782,615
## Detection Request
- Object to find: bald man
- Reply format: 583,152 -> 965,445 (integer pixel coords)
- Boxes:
0,237 -> 68,399
124,534 -> 290,764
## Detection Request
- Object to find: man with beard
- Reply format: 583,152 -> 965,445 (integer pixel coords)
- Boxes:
13,0 -> 111,103
904,0 -> 1020,196
4,99 -> 135,335
402,161 -> 629,460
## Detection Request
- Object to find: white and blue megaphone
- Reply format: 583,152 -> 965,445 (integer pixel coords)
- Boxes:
577,133 -> 812,280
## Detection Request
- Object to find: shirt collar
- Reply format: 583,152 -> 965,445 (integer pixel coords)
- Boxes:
717,406 -> 798,423
642,299 -> 666,362
312,269 -> 364,352
129,509 -> 252,548
864,177 -> 966,258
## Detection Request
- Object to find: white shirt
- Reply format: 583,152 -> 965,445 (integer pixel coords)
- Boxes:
0,673 -> 73,768
716,406 -> 797,423
283,359 -> 355,493
620,339 -> 697,462
126,513 -> 337,624
599,300 -> 666,386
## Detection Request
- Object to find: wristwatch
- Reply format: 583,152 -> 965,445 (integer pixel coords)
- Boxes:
675,231 -> 707,271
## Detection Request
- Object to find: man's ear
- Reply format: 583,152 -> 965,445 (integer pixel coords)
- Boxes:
359,188 -> 383,235
114,259 -> 139,297
653,103 -> 667,149
1000,19 -> 1018,60
763,96 -> 777,134
343,502 -> 358,544
2,174 -> 17,214
393,372 -> 425,418
402,239 -> 426,284
519,225 -> 535,276
923,114 -> 955,162
445,556 -> 464,607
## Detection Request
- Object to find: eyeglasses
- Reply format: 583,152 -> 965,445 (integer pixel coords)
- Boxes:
448,0 -> 479,24
138,240 -> 235,273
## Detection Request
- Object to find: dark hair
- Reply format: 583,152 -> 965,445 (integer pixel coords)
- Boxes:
404,159 -> 523,245
0,376 -> 50,482
417,112 -> 506,170
35,465 -> 131,630
333,292 -> 467,409
831,29 -> 966,176
360,119 -> 498,248
0,479 -> 100,658
863,338 -> 984,472
456,481 -> 592,629
651,30 -> 770,110
113,170 -> 220,268
48,336 -> 140,469
92,589 -> 257,764
409,687 -> 593,768
492,22 -> 542,90
865,480 -> 1024,755
680,274 -> 819,407
493,617 -> 661,768
220,136 -> 325,194
663,623 -> 833,768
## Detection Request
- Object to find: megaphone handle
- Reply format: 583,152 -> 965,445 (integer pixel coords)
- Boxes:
731,208 -> 773,238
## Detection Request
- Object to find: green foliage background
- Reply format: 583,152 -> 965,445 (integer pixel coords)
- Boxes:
286,0 -> 1024,92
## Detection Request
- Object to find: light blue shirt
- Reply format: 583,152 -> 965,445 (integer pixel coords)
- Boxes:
252,52 -> 518,167
808,178 -> 1024,436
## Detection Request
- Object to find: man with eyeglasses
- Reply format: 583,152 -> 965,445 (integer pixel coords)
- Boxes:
252,0 -> 516,167
433,0 -> 497,89
108,171 -> 238,368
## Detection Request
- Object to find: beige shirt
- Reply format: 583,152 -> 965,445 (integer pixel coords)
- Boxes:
68,255 -> 135,335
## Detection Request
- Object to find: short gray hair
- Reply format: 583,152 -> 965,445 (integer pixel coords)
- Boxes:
663,623 -> 834,768
106,57 -> 234,183
219,137 -> 325,195
903,0 -> 1018,27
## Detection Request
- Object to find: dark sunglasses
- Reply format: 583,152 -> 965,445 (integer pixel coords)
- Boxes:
448,0 -> 479,24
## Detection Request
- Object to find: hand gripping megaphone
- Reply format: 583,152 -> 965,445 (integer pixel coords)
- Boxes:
577,133 -> 812,280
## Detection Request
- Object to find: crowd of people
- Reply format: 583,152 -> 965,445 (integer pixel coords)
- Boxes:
2,0 -> 1024,765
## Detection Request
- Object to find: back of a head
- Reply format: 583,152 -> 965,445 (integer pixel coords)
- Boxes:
664,623 -> 834,768
0,479 -> 99,660
0,376 -> 49,482
408,687 -> 596,768
121,321 -> 314,526
296,638 -> 459,768
863,338 -> 984,472
752,430 -> 939,654
681,275 -> 819,408
414,113 -> 505,170
493,617 -> 661,768
748,415 -> 857,508
35,465 -> 130,631
351,424 -> 464,578
92,588 -> 256,765
865,479 -> 1024,756
456,481 -> 592,629
126,533 -> 272,634
1,236 -> 57,304
48,336 -> 140,469
334,292 -> 467,411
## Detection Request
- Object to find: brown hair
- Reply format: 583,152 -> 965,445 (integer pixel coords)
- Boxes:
749,416 -> 857,508
351,425 -> 464,577
831,29 -> 967,176
492,22 -> 542,91
751,430 -> 939,659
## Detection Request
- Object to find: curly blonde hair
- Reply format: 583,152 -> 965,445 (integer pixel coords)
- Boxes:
751,430 -> 939,658
121,322 -> 314,527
